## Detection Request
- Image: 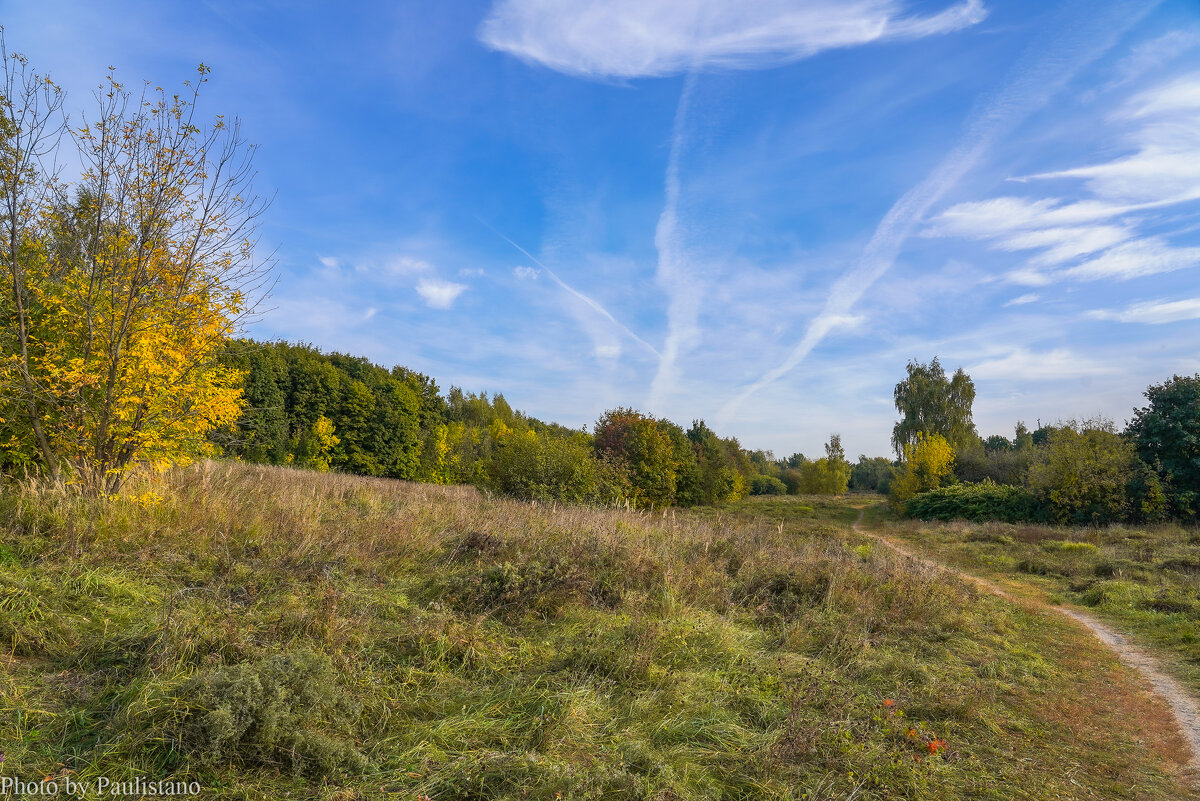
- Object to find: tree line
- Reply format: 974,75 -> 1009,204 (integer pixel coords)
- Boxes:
209,340 -> 858,508
886,358 -> 1200,525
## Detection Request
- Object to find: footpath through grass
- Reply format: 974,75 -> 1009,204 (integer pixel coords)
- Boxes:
0,468 -> 1195,800
874,506 -> 1200,699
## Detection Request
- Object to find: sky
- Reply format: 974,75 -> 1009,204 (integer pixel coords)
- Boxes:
5,0 -> 1200,458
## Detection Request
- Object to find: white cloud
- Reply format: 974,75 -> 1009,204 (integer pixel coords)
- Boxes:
1127,73 -> 1200,119
363,307 -> 378,321
594,344 -> 622,359
415,278 -> 468,309
1089,297 -> 1200,324
930,196 -> 1153,237
648,73 -> 699,409
1030,144 -> 1200,208
1004,293 -> 1039,306
513,265 -> 539,280
385,256 -> 433,275
1103,29 -> 1200,92
822,313 -> 866,330
1031,76 -> 1200,206
1004,268 -> 1052,287
479,0 -> 985,79
997,225 -> 1132,266
717,0 -> 1153,419
318,255 -> 340,269
969,348 -> 1116,381
931,72 -> 1200,285
1061,238 -> 1200,281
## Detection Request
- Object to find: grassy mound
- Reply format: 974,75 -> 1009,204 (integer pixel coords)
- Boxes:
0,465 -> 1191,799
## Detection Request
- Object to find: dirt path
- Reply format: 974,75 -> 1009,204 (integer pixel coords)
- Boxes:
851,508 -> 1200,772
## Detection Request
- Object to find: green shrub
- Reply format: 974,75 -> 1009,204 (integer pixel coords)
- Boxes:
489,430 -> 618,505
448,559 -> 577,616
749,475 -> 787,496
1142,588 -> 1200,614
1016,557 -> 1056,576
1092,558 -> 1140,578
1157,554 -> 1200,574
904,480 -> 1044,523
1027,424 -> 1136,525
444,553 -> 633,617
173,650 -> 366,778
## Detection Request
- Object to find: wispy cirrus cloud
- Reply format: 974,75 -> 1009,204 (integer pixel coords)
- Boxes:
718,0 -> 1158,420
479,0 -> 985,80
1004,293 -> 1040,306
969,348 -> 1116,381
1060,238 -> 1200,282
483,221 -> 663,360
481,0 -> 988,411
647,72 -> 698,410
1102,28 -> 1200,92
1089,296 -> 1200,324
931,71 -> 1200,284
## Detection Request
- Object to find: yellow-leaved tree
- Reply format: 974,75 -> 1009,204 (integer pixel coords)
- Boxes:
889,432 -> 955,510
0,40 -> 269,493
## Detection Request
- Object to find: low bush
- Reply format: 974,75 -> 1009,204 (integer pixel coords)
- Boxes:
749,475 -> 788,496
904,480 -> 1044,523
447,559 -> 580,617
736,568 -> 831,619
173,650 -> 366,778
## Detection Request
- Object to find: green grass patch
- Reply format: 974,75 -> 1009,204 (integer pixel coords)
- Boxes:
0,467 -> 1191,800
878,512 -> 1200,700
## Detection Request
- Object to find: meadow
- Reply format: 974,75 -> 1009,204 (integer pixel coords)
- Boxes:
874,509 -> 1200,698
1,464 -> 1196,800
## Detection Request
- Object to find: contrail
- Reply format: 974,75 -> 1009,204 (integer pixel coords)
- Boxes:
480,218 -> 663,360
717,0 -> 1161,423
648,71 -> 700,410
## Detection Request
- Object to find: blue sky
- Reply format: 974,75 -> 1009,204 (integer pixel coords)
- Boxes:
7,0 -> 1200,458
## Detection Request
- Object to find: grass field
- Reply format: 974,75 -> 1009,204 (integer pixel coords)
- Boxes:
1,465 -> 1196,799
871,506 -> 1200,698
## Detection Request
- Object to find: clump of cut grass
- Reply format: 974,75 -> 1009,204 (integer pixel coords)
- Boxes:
171,649 -> 366,778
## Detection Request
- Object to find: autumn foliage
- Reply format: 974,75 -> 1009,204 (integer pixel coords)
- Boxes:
0,46 -> 265,492
889,432 -> 956,510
